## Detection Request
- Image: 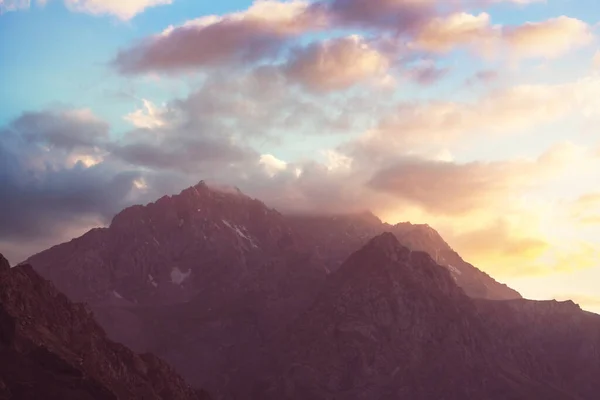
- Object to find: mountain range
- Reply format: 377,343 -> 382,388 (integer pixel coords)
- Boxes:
1,181 -> 598,399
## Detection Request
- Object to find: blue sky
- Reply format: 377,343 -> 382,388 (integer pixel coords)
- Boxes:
1,0 -> 600,312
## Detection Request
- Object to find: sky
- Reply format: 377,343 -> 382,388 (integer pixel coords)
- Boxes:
1,0 -> 600,314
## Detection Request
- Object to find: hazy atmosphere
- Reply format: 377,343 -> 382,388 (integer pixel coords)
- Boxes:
1,0 -> 600,314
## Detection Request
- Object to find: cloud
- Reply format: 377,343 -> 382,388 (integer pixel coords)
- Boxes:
0,0 -> 30,13
0,110 -> 145,250
283,35 -> 391,92
465,69 -> 498,86
310,0 -> 435,31
570,192 -> 600,225
364,143 -> 569,215
503,16 -> 593,58
413,12 -> 496,53
114,0 -> 320,74
124,99 -> 167,129
413,13 -> 593,59
0,0 -> 172,19
343,77 -> 600,158
594,51 -> 600,69
449,218 -> 550,276
404,60 -> 449,85
12,108 -> 109,152
63,0 -> 172,20
111,0 -> 574,76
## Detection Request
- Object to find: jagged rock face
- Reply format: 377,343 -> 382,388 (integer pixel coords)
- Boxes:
28,182 -> 321,307
26,183 -> 593,399
287,214 -> 521,300
0,256 -> 208,400
26,183 -> 327,398
252,235 -> 599,400
475,298 -> 600,400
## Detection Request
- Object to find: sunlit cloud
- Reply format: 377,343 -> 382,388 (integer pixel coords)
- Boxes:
413,13 -> 593,60
283,35 -> 391,92
115,0 -> 321,74
63,0 -> 172,20
124,99 -> 167,129
0,0 -> 172,18
503,16 -> 593,58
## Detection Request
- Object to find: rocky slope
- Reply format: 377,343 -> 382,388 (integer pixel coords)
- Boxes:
260,234 -> 599,400
26,182 -> 327,397
287,213 -> 520,300
23,182 -> 595,399
0,253 -> 209,400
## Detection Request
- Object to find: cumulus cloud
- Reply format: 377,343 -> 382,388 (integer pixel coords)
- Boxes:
0,0 -> 172,18
344,77 -> 600,159
0,110 -> 144,251
413,12 -> 495,53
310,0 -> 435,31
124,99 -> 167,129
365,143 -> 574,215
283,35 -> 391,92
503,16 -> 593,58
413,13 -> 593,59
111,0 -> 585,76
114,0 -> 321,74
63,0 -> 172,20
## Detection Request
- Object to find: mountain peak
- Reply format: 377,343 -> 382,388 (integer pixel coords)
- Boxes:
364,231 -> 401,253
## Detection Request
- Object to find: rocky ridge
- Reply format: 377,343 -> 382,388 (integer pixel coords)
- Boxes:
0,253 -> 209,400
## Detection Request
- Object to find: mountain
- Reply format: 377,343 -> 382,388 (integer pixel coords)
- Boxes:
260,234 -> 600,400
0,253 -> 209,400
24,182 -> 587,399
287,213 -> 520,300
26,182 -> 328,397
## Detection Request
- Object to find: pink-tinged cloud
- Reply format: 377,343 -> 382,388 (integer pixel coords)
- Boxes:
413,13 -> 593,59
283,35 -> 391,92
344,77 -> 600,162
503,16 -> 593,58
114,0 -> 321,74
64,0 -> 172,20
364,141 -> 587,216
310,0 -> 435,31
413,12 -> 495,53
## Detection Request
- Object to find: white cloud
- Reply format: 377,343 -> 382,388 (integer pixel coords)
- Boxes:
64,0 -> 172,20
594,51 -> 600,69
124,99 -> 166,129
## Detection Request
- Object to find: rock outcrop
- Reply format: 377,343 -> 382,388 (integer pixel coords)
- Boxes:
0,254 -> 209,400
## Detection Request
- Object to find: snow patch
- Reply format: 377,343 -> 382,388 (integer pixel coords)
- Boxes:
171,267 -> 191,285
448,265 -> 462,276
222,219 -> 259,248
113,290 -> 123,299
